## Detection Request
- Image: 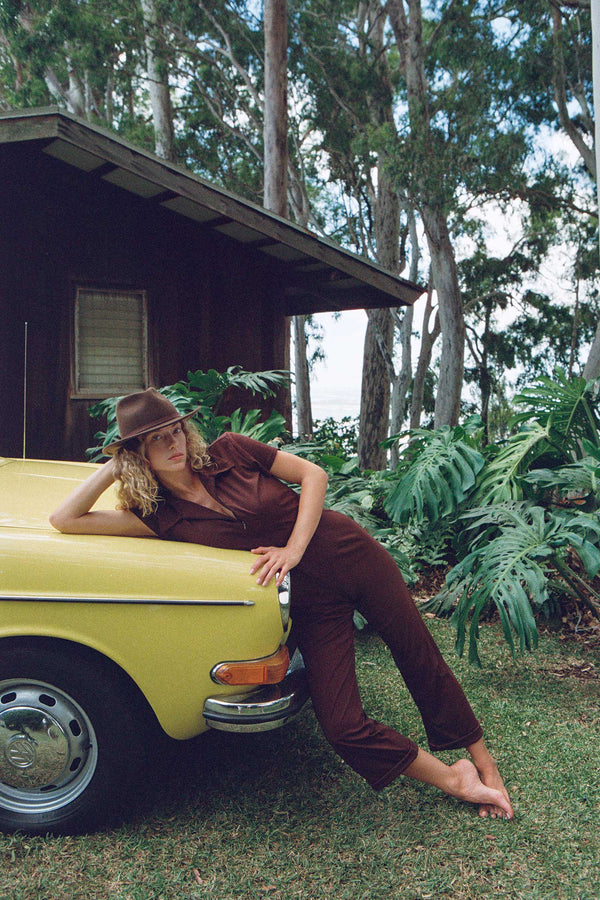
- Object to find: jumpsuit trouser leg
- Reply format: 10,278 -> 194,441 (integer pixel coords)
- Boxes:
291,538 -> 482,791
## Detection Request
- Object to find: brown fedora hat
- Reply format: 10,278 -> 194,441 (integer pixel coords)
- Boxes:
102,388 -> 200,455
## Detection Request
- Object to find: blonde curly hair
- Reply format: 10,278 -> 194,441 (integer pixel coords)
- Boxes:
112,421 -> 211,516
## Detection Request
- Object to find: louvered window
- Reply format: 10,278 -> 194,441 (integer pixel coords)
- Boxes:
74,288 -> 148,397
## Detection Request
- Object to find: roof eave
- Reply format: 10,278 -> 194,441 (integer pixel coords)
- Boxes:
0,107 -> 425,311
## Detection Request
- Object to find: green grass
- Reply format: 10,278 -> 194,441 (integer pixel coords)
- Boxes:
1,620 -> 599,900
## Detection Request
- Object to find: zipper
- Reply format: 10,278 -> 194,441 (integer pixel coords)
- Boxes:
201,476 -> 246,529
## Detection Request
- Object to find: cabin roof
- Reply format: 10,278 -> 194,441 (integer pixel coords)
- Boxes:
0,107 -> 423,315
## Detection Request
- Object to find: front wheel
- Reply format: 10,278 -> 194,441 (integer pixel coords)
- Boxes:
0,643 -> 151,835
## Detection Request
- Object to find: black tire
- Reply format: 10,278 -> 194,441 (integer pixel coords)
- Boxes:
0,642 -> 151,835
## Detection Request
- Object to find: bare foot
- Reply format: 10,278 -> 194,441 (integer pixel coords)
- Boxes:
450,759 -> 514,820
475,762 -> 514,819
465,738 -> 514,820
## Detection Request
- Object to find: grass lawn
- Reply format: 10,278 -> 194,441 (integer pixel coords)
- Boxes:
1,619 -> 598,900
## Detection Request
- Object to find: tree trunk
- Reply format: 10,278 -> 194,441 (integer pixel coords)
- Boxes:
552,4 -> 596,180
583,321 -> 600,381
263,0 -> 288,217
389,304 -> 413,465
387,0 -> 465,427
357,160 -> 399,470
581,0 -> 599,380
389,203 -> 419,465
421,204 -> 465,427
263,0 -> 292,427
140,0 -> 176,161
358,308 -> 395,470
293,315 -> 313,437
410,276 -> 440,428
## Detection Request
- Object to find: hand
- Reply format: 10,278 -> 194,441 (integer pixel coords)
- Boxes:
250,545 -> 303,587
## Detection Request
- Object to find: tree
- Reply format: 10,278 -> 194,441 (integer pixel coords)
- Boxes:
262,0 -> 295,429
507,0 -> 597,379
0,0 -> 152,141
263,0 -> 288,216
289,0 -> 419,467
139,0 -> 176,160
293,315 -> 314,437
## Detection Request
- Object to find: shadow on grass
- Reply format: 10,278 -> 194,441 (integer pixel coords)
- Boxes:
133,704 -> 351,829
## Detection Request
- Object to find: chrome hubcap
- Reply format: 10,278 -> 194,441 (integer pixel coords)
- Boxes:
0,680 -> 98,815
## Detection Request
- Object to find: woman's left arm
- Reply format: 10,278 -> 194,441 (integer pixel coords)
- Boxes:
250,450 -> 328,587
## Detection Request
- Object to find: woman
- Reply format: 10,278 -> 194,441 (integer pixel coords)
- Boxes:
50,388 -> 513,819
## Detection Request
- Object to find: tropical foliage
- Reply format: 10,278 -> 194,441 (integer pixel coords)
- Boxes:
384,371 -> 600,665
383,422 -> 485,525
86,367 -> 289,460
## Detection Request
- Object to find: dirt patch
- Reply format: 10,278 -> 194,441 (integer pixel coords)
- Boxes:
412,566 -> 450,603
544,658 -> 598,680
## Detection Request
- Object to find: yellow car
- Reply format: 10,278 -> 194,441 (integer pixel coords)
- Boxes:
0,457 -> 307,835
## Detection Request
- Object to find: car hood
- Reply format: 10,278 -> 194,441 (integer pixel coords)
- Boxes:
0,457 -> 268,605
0,457 -> 117,529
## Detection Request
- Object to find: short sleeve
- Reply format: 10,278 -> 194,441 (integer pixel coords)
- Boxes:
209,432 -> 278,473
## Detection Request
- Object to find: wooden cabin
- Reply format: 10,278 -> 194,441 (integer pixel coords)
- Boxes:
0,107 -> 422,461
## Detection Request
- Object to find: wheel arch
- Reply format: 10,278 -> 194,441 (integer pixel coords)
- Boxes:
0,634 -> 162,735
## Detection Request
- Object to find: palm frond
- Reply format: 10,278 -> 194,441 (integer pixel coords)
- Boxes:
224,367 -> 290,398
228,408 -> 287,443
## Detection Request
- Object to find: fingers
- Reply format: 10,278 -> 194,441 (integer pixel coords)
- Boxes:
249,546 -> 294,587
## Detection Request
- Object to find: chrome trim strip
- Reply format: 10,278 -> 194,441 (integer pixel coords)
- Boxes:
0,596 -> 254,607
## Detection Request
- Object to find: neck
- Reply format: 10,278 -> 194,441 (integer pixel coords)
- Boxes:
156,464 -> 197,496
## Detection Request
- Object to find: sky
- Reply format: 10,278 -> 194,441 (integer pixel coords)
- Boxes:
308,310 -> 367,422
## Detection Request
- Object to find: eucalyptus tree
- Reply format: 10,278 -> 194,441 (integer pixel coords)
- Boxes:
288,0 -> 424,467
290,0 -> 544,457
0,0 -> 146,131
161,0 -> 328,434
139,0 -> 176,160
291,0 -> 595,455
2,0 -> 595,450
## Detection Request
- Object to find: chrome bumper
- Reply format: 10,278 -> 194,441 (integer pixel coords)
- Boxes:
203,650 -> 309,733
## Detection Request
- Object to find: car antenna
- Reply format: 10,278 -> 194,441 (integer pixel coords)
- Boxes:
22,320 -> 28,459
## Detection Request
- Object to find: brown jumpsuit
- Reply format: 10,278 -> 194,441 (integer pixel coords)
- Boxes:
134,432 -> 482,790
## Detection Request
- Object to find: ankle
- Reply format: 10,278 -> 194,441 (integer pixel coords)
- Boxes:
467,740 -> 497,773
475,757 -> 498,776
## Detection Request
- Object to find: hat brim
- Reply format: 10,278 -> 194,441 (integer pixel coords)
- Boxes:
102,407 -> 200,456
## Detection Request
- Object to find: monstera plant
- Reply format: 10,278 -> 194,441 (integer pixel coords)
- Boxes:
384,371 -> 600,664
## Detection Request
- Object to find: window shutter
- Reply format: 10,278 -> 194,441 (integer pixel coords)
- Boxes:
74,289 -> 148,397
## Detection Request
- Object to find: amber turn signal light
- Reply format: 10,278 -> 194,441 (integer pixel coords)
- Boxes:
211,644 -> 290,685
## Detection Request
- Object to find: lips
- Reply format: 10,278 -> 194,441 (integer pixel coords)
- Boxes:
169,453 -> 184,461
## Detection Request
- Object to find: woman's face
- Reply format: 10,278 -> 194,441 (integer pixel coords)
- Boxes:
142,422 -> 188,476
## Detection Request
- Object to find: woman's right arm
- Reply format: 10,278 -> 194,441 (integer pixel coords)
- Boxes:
49,458 -> 156,537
